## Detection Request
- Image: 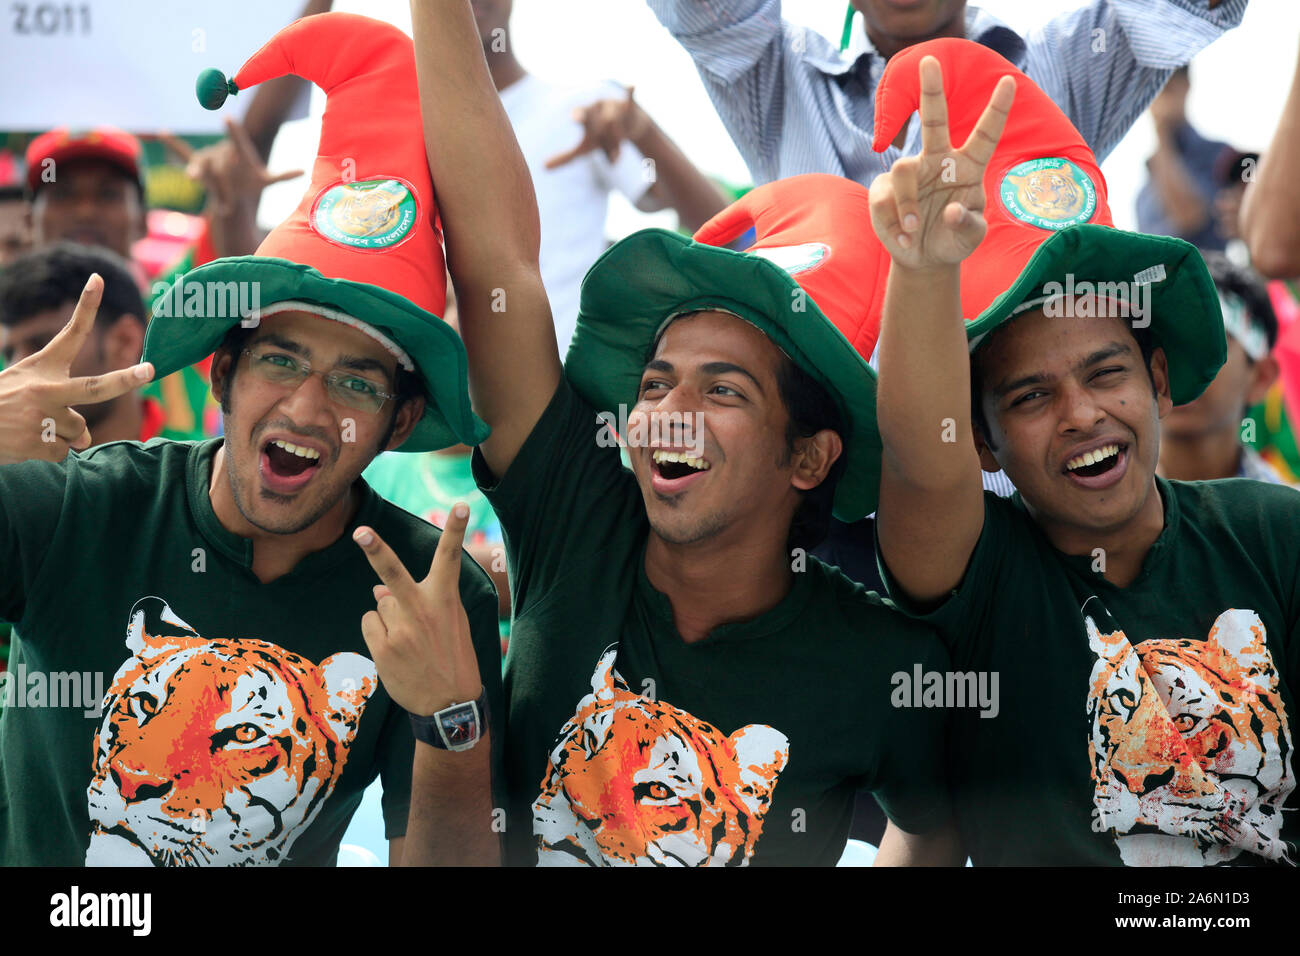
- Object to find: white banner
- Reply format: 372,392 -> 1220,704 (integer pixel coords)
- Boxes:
0,0 -> 308,133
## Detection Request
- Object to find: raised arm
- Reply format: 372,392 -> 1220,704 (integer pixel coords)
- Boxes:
646,0 -> 788,183
0,276 -> 152,466
1024,0 -> 1244,163
1242,38 -> 1300,279
871,57 -> 1014,607
409,0 -> 561,479
545,87 -> 729,233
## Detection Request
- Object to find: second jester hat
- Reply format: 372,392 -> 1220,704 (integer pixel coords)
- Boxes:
144,12 -> 487,452
873,37 -> 1225,406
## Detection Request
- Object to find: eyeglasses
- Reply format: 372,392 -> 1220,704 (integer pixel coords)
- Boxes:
241,348 -> 396,414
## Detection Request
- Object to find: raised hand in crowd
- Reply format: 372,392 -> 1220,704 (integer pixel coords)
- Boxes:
0,275 -> 152,466
161,118 -> 304,259
545,85 -> 727,233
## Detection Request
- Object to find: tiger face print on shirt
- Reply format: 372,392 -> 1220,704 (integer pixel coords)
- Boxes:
533,645 -> 789,866
1085,603 -> 1295,866
85,597 -> 378,866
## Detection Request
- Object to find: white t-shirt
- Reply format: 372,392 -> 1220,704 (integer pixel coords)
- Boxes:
499,74 -> 654,355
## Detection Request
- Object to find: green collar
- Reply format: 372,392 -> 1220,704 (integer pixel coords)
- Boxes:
1019,476 -> 1180,590
635,541 -> 815,646
186,438 -> 384,581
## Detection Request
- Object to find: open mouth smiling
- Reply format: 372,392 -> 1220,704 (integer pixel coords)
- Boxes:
1061,440 -> 1130,489
648,448 -> 712,495
259,435 -> 327,494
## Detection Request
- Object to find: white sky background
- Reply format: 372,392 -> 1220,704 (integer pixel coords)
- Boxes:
262,0 -> 1300,234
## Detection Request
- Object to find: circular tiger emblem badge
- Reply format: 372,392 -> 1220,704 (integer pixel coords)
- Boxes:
310,178 -> 418,250
1000,158 -> 1097,230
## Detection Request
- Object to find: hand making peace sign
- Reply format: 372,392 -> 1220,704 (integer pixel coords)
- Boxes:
869,56 -> 1016,271
0,275 -> 153,466
355,502 -> 483,719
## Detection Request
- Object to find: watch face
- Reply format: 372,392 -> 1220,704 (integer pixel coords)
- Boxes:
439,704 -> 480,748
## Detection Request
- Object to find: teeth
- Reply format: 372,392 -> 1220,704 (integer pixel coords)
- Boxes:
1066,444 -> 1119,472
271,439 -> 320,461
652,449 -> 710,471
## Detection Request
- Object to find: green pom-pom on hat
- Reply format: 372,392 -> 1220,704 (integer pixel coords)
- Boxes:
195,68 -> 239,110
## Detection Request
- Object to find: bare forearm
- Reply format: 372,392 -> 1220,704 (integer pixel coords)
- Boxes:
410,0 -> 560,477
410,0 -> 539,283
206,197 -> 262,259
400,735 -> 500,866
1243,43 -> 1300,278
242,0 -> 333,158
633,119 -> 729,233
1147,134 -> 1208,237
874,819 -> 965,866
876,264 -> 974,486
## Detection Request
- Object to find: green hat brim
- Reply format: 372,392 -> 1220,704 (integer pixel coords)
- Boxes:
567,229 -> 880,522
967,225 -> 1225,405
142,256 -> 488,452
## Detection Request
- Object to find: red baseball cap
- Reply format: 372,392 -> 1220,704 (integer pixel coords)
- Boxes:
24,127 -> 144,195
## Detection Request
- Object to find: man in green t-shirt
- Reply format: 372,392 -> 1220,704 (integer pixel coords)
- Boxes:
868,41 -> 1299,865
409,1 -> 954,867
0,12 -> 504,867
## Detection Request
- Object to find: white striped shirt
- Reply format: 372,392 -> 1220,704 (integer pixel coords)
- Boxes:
652,0 -> 1245,498
649,0 -> 1247,186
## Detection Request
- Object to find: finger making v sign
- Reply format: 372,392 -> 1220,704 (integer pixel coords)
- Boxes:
0,274 -> 154,465
869,55 -> 1016,270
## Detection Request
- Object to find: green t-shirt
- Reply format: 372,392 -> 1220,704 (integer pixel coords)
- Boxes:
475,379 -> 953,866
881,477 -> 1300,866
0,438 -> 504,866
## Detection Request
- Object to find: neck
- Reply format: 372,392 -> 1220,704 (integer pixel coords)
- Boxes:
483,31 -> 526,91
865,11 -> 967,61
1157,426 -> 1242,482
644,524 -> 795,644
208,443 -> 358,584
87,396 -> 143,447
1035,479 -> 1166,589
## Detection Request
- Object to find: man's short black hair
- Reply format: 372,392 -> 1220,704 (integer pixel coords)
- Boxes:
970,316 -> 1158,452
212,321 -> 427,452
0,241 -> 145,332
1201,250 -> 1277,351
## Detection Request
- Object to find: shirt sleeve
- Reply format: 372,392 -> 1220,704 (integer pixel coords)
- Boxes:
1023,0 -> 1247,162
598,136 -> 653,204
646,0 -> 788,181
876,492 -> 1013,670
869,633 -> 956,835
0,457 -> 73,625
472,377 -> 643,621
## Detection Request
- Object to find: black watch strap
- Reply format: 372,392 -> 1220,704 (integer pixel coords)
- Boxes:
408,687 -> 487,752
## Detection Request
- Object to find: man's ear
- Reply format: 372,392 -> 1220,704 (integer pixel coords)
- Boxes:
790,428 -> 843,491
1150,346 -> 1173,419
1246,354 -> 1280,407
384,395 -> 428,452
210,348 -> 235,405
102,313 -> 145,369
973,422 -> 1001,473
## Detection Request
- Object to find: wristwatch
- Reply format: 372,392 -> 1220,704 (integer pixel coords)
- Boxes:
408,687 -> 487,752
